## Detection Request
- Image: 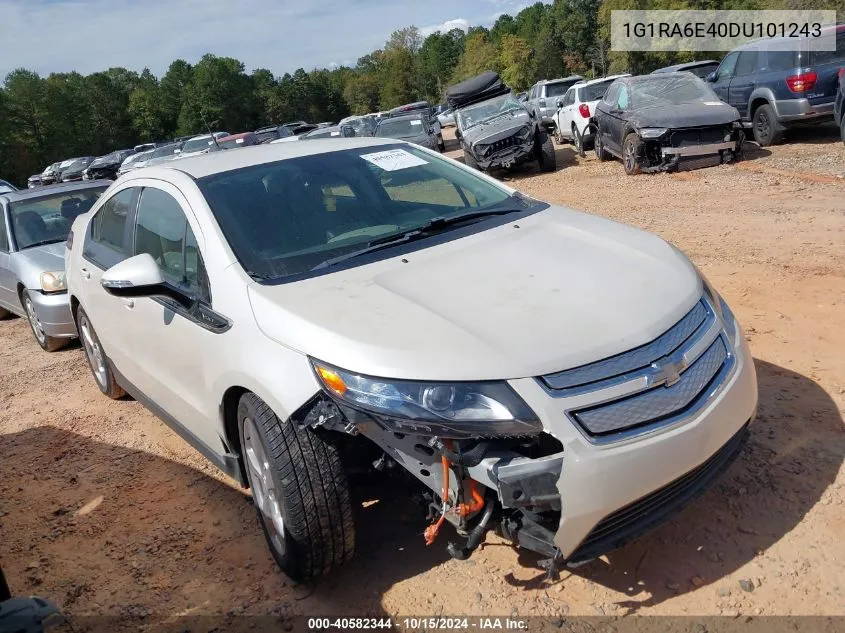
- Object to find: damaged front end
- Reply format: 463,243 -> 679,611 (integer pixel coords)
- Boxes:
632,122 -> 744,173
468,125 -> 536,171
306,362 -> 567,571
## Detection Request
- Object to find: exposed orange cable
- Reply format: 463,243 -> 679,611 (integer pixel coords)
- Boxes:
424,452 -> 451,545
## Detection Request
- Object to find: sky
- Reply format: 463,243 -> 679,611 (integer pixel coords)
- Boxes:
0,0 -> 531,80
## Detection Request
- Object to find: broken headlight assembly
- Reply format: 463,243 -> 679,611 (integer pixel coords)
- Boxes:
311,360 -> 542,439
638,128 -> 668,139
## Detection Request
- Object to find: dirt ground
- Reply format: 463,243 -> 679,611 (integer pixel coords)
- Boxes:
1,125 -> 844,627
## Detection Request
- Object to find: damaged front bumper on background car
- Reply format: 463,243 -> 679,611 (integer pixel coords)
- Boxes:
634,123 -> 745,173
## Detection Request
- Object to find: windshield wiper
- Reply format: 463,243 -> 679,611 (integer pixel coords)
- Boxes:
21,239 -> 65,249
311,208 -> 523,271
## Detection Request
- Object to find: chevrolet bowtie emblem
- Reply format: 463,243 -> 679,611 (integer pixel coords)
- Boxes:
650,358 -> 684,387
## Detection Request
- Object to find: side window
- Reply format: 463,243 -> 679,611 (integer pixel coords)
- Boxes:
715,51 -> 739,81
0,209 -> 8,252
734,51 -> 758,77
603,84 -> 619,105
85,187 -> 136,269
134,187 -> 209,302
616,85 -> 630,109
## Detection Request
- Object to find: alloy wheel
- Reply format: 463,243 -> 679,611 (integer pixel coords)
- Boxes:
79,314 -> 107,388
24,296 -> 46,345
243,416 -> 286,556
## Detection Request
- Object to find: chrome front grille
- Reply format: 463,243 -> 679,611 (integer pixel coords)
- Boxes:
538,298 -> 734,442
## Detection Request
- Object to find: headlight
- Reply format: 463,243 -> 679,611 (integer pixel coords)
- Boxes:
40,271 -> 67,293
475,143 -> 490,156
638,128 -> 668,139
700,275 -> 739,347
515,127 -> 531,141
312,361 -> 541,439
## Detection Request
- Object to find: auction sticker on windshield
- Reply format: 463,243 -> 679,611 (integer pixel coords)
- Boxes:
361,149 -> 428,171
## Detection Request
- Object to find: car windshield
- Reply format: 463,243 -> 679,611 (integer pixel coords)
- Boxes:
457,94 -> 525,130
196,144 -> 534,281
545,82 -> 574,98
65,158 -> 92,171
182,137 -> 213,153
375,118 -> 425,139
151,145 -> 180,159
579,80 -> 615,102
687,64 -> 719,78
629,75 -> 718,108
125,151 -> 152,166
0,180 -> 16,193
9,187 -> 107,249
344,117 -> 376,135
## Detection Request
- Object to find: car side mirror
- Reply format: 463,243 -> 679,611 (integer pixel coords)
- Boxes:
705,72 -> 717,82
556,99 -> 564,108
101,253 -> 193,309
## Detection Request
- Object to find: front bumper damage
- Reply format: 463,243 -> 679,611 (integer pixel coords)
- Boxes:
305,306 -> 757,574
636,124 -> 744,173
472,140 -> 535,171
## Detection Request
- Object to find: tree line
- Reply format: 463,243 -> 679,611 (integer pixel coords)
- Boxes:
1,0 -> 841,186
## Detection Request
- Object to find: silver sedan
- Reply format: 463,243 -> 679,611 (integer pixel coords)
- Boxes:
0,181 -> 110,351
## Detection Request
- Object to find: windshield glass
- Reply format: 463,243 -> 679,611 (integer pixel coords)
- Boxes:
10,187 -> 107,249
579,80 -> 615,102
151,145 -> 180,159
125,151 -> 152,166
182,137 -> 213,153
196,144 -> 530,281
630,75 -> 718,108
64,158 -> 91,172
457,94 -> 525,130
375,118 -> 425,139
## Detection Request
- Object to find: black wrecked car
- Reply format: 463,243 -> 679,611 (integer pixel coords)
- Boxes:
83,149 -> 137,180
374,113 -> 440,151
446,71 -> 556,173
593,72 -> 743,175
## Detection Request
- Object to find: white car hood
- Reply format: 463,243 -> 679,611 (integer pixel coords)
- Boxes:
248,206 -> 701,381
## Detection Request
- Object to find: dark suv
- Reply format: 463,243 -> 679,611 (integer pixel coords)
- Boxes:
707,25 -> 845,145
835,69 -> 845,143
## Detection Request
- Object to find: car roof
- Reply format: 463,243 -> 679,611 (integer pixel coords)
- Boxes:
535,75 -> 583,86
623,71 -> 695,83
218,132 -> 253,142
574,74 -> 632,87
653,60 -> 718,73
379,113 -> 423,123
0,180 -> 111,203
129,137 -> 400,179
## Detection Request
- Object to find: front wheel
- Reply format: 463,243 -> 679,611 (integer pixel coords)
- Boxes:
536,132 -> 557,172
239,393 -> 355,581
77,307 -> 125,398
622,133 -> 642,176
22,290 -> 66,352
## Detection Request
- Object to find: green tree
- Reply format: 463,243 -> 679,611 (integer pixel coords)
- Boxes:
451,32 -> 499,82
418,29 -> 464,100
499,35 -> 534,90
177,54 -> 257,135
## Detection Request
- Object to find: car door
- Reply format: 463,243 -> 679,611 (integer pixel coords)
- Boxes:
0,203 -> 17,311
557,88 -> 575,139
116,182 -> 224,453
78,186 -> 140,371
728,50 -> 759,119
606,83 -> 631,155
595,83 -> 619,150
711,51 -> 739,104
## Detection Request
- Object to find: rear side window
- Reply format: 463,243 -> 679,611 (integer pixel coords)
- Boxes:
579,80 -> 614,102
735,51 -> 759,76
765,49 -> 798,72
809,31 -> 845,65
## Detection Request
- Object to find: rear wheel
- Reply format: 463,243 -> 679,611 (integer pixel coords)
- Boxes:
22,290 -> 65,352
238,393 -> 355,581
752,104 -> 782,146
77,307 -> 125,398
572,125 -> 586,158
622,133 -> 642,176
536,132 -> 556,172
595,132 -> 610,161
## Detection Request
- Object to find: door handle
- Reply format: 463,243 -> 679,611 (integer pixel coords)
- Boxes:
80,267 -> 90,280
123,299 -> 135,309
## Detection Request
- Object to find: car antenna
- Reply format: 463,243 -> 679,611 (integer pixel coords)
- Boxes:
200,110 -> 222,150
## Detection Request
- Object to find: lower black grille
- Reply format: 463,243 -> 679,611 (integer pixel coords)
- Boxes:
567,423 -> 749,564
669,126 -> 729,147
